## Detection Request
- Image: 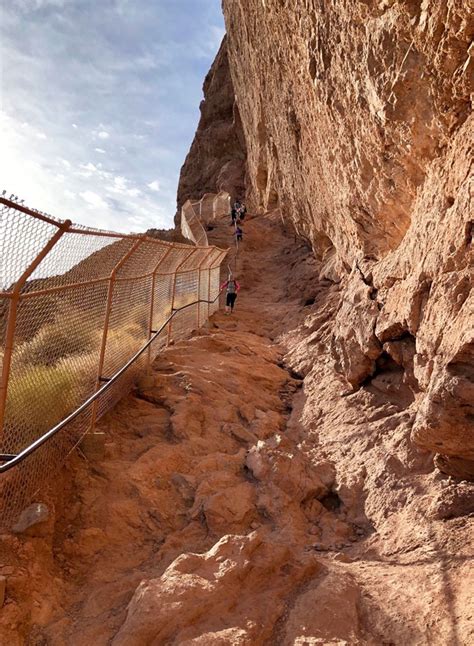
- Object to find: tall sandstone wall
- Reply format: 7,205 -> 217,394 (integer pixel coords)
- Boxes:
219,1 -> 473,476
176,36 -> 247,215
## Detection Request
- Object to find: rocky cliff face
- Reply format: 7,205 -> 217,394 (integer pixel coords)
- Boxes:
221,0 -> 473,477
176,36 -> 247,217
1,5 -> 472,643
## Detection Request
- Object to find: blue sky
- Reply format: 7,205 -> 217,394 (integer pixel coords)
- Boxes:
0,0 -> 224,231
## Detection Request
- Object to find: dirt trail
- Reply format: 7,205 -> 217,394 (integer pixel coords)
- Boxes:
1,211 -> 472,645
15,211 -> 319,644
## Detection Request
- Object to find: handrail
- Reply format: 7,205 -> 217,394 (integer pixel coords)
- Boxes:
0,289 -> 223,473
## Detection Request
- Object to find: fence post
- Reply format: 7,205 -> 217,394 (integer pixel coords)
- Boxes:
207,263 -> 212,319
210,250 -> 227,316
89,237 -> 144,430
146,245 -> 174,371
0,219 -> 72,443
197,248 -> 215,328
167,248 -> 198,346
208,251 -> 219,318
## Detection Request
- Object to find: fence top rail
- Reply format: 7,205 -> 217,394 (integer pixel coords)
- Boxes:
0,196 -> 225,254
1,194 -> 227,296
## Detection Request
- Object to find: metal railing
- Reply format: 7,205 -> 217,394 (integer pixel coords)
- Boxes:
0,290 -> 224,473
0,192 -> 228,527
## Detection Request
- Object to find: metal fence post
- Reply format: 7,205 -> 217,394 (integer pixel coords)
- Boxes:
167,248 -> 198,346
89,237 -> 144,430
146,245 -> 174,371
211,250 -> 227,315
207,263 -> 213,319
197,248 -> 215,328
0,219 -> 72,442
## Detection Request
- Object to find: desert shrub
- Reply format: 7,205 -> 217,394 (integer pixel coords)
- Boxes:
108,303 -> 149,335
15,311 -> 100,367
4,300 -> 158,451
102,323 -> 148,375
5,361 -> 82,449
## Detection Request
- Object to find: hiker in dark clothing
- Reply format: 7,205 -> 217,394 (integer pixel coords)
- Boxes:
238,203 -> 247,221
232,200 -> 242,223
220,276 -> 241,314
234,226 -> 243,242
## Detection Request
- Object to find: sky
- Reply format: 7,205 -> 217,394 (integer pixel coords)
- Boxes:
0,0 -> 225,232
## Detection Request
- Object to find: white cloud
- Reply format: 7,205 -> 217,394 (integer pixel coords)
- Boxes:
128,214 -> 145,226
14,0 -> 73,12
77,162 -> 98,178
107,175 -> 141,198
81,162 -> 97,172
1,0 -> 225,233
147,180 -> 160,192
80,190 -> 108,209
113,175 -> 127,190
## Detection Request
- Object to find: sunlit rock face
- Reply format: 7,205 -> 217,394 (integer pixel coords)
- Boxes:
176,36 -> 246,220
219,1 -> 473,476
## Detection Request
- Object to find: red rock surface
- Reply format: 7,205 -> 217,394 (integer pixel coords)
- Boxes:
1,3 -> 473,643
0,212 -> 472,644
221,0 -> 473,475
176,37 -> 247,218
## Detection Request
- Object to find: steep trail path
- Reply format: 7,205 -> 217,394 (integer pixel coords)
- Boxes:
33,211 -> 320,644
3,211 -> 472,645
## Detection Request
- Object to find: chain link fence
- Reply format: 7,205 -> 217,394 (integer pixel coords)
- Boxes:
0,192 -> 228,527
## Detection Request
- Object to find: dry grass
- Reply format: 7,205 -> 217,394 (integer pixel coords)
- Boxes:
5,360 -> 82,449
4,307 -> 153,449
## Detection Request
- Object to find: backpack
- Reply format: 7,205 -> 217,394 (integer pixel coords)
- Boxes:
227,280 -> 236,294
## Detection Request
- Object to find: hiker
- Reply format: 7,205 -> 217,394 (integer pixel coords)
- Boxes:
234,226 -> 243,242
232,200 -> 242,223
220,276 -> 241,314
238,202 -> 247,221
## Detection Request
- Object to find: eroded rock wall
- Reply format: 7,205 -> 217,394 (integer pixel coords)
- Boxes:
176,36 -> 247,217
220,0 -> 473,475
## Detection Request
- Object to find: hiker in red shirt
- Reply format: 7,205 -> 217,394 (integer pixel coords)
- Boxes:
220,276 -> 241,314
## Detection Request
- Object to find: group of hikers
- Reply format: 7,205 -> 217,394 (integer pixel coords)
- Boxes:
221,198 -> 247,315
230,199 -> 246,243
